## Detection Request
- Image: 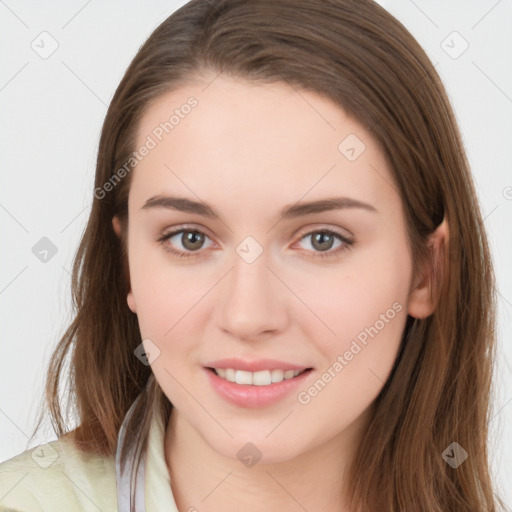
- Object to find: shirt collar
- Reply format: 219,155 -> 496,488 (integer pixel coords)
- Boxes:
145,402 -> 180,511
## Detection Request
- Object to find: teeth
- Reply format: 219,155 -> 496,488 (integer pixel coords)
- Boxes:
235,370 -> 252,385
213,368 -> 305,386
284,370 -> 295,379
271,369 -> 284,383
253,370 -> 272,386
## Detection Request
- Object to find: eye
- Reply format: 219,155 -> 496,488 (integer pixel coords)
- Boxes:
156,226 -> 214,258
295,229 -> 354,260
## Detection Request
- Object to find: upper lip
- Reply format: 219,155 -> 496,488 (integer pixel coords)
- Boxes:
205,358 -> 312,372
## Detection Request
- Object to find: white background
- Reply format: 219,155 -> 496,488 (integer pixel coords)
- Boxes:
1,0 -> 511,506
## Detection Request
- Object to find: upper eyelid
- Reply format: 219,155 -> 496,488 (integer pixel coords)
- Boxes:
159,223 -> 351,236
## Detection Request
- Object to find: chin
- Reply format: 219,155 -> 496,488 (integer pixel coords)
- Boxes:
207,431 -> 309,467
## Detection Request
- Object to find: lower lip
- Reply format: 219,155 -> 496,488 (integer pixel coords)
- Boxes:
204,367 -> 313,408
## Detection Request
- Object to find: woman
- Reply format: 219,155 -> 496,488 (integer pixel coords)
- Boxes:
0,0 -> 506,511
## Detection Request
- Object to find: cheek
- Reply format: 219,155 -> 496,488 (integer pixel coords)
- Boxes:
295,245 -> 411,351
294,285 -> 408,431
131,276 -> 204,340
127,230 -> 208,335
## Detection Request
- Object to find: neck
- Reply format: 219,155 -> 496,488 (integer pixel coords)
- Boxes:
164,408 -> 370,512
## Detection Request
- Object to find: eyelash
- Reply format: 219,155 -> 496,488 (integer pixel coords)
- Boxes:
156,224 -> 354,261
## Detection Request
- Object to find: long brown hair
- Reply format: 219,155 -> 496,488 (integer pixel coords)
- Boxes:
29,0 -> 506,510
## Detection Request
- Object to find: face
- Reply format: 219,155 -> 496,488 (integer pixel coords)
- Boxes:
117,73 -> 433,464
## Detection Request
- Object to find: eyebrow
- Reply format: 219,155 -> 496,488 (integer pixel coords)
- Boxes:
141,195 -> 378,219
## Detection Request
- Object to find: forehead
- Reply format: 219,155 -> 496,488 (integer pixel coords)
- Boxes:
131,75 -> 399,217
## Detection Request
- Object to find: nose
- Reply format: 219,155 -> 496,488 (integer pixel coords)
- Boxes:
214,248 -> 289,342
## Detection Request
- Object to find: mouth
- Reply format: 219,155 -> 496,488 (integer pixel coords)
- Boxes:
204,365 -> 314,408
206,367 -> 313,386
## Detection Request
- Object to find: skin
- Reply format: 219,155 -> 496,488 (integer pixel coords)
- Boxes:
112,73 -> 448,512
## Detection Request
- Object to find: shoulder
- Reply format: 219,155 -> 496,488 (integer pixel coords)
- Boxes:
0,436 -> 117,511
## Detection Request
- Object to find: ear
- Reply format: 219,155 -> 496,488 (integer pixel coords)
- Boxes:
112,215 -> 122,238
112,215 -> 137,314
127,290 -> 137,314
407,216 -> 449,319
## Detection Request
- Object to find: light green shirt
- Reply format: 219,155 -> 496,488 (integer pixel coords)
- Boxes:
0,404 -> 179,511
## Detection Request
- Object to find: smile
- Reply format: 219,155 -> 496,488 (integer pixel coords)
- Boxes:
204,366 -> 314,408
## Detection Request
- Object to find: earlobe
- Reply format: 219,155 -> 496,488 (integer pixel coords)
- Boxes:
407,216 -> 449,319
127,291 -> 137,314
112,215 -> 122,238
